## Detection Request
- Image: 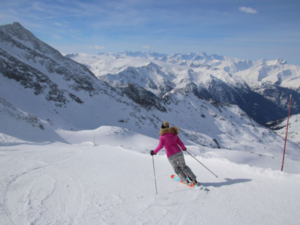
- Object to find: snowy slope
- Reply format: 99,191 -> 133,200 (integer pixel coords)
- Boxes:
1,139 -> 300,225
3,81 -> 298,159
0,97 -> 65,145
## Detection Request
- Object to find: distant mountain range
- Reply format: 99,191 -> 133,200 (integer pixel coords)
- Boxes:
0,22 -> 299,151
91,50 -> 300,92
67,51 -> 300,124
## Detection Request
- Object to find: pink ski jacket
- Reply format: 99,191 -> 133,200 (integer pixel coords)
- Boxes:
153,127 -> 186,158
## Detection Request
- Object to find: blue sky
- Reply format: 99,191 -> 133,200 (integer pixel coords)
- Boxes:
1,0 -> 300,65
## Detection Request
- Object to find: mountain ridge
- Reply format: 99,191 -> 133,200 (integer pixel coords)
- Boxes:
95,50 -> 299,90
67,51 -> 300,124
0,22 -> 299,152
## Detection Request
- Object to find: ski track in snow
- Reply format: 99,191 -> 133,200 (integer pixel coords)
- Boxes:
1,143 -> 300,225
1,146 -> 84,225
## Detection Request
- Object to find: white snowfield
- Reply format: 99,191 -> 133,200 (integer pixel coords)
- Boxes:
1,128 -> 300,225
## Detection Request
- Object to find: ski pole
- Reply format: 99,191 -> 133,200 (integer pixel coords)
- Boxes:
152,155 -> 158,194
185,150 -> 219,178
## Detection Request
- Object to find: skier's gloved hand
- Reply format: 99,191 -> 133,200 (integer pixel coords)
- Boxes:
183,147 -> 187,151
150,150 -> 156,156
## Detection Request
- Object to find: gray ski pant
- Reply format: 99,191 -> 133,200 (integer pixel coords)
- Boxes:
168,151 -> 196,183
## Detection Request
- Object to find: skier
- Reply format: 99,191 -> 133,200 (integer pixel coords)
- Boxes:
150,121 -> 200,186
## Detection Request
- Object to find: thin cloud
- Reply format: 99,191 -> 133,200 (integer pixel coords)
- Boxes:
239,7 -> 258,14
32,2 -> 46,12
54,22 -> 67,27
143,46 -> 150,49
89,45 -> 105,50
52,34 -> 62,40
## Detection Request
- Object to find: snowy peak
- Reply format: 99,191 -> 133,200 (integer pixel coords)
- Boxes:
1,22 -> 35,42
91,51 -> 300,91
0,22 -> 104,105
103,51 -> 227,65
104,51 -> 168,60
0,22 -> 63,60
98,61 -> 175,97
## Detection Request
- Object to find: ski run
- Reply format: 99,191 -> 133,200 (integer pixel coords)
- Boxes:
1,129 -> 300,225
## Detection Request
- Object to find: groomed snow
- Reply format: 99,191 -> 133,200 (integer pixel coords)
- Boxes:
1,130 -> 300,225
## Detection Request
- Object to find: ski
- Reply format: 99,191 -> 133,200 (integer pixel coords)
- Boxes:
171,175 -> 208,190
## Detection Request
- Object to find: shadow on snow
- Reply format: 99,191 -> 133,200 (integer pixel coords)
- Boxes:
203,178 -> 252,188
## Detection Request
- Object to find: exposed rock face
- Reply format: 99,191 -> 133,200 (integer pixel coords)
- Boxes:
122,83 -> 167,112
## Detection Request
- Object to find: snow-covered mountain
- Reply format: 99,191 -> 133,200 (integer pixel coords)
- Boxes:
88,50 -> 300,91
68,52 -> 300,124
0,22 -> 298,154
